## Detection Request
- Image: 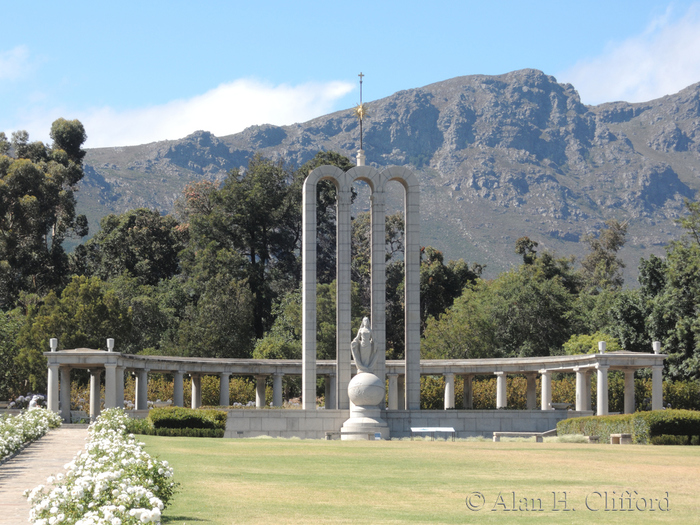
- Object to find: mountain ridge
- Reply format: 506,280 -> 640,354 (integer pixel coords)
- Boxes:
81,69 -> 700,280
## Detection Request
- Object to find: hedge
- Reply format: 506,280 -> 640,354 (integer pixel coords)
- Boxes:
419,376 -> 700,412
557,409 -> 700,444
148,407 -> 227,430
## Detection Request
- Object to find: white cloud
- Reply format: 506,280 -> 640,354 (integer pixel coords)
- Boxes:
73,79 -> 354,148
558,5 -> 700,105
7,78 -> 354,148
0,45 -> 31,81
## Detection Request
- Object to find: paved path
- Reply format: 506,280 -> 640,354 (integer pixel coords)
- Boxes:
0,425 -> 88,525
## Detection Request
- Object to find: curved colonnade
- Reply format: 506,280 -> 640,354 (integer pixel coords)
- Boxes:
45,348 -> 666,423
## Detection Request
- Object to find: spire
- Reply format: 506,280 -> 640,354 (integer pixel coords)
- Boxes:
353,72 -> 368,166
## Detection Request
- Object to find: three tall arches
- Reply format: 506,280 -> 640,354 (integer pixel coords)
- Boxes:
302,165 -> 421,410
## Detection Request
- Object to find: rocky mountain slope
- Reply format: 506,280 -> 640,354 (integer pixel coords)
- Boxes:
81,69 -> 700,280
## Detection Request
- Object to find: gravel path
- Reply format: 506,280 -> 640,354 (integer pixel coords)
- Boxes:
0,425 -> 88,524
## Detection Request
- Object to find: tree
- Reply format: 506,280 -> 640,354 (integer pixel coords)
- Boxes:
422,260 -> 576,359
254,282 -> 368,361
0,119 -> 88,307
580,219 -> 627,292
184,155 -> 300,339
174,274 -> 255,358
0,309 -> 25,398
75,208 -> 185,286
422,281 -> 499,359
515,236 -> 538,265
16,275 -> 132,391
562,332 -> 621,355
641,200 -> 700,379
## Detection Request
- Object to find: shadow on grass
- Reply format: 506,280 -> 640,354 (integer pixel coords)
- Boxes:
163,516 -> 210,523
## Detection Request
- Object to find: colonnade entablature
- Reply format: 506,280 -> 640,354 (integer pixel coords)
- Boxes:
46,348 -> 666,422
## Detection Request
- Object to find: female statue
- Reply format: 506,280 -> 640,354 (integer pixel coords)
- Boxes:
351,317 -> 377,374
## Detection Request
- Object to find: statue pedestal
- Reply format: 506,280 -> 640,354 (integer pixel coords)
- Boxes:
341,372 -> 390,440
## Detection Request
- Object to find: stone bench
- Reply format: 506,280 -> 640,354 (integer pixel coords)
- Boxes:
410,427 -> 456,441
339,431 -> 379,440
493,431 -> 545,442
610,433 -> 633,444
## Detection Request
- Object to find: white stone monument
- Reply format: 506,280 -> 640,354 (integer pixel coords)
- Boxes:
341,317 -> 390,440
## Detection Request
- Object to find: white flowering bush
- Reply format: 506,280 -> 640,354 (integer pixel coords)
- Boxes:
1,408 -> 62,462
26,408 -> 178,525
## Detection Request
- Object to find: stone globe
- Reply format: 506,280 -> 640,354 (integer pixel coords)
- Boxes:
348,372 -> 385,406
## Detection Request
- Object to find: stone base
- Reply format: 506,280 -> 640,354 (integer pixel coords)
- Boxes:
341,405 -> 390,440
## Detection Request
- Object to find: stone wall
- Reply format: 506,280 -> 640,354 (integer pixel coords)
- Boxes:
386,409 -> 595,438
223,409 -> 595,439
224,409 -> 350,439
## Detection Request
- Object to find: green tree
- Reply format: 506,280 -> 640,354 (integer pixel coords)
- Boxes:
515,236 -> 538,264
75,208 -> 185,286
643,200 -> 700,379
0,119 -> 88,307
422,281 -> 499,359
16,275 -> 132,391
254,282 -> 368,361
184,155 -> 299,338
422,257 -> 576,359
0,309 -> 25,398
174,273 -> 255,358
580,219 -> 627,292
562,332 -> 621,355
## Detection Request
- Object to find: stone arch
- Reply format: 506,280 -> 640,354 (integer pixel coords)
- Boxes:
302,165 -> 420,410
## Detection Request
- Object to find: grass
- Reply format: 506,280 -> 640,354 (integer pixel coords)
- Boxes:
140,436 -> 700,524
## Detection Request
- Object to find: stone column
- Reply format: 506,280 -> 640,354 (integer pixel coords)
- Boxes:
526,373 -> 537,410
404,182 -> 421,411
302,174 -> 319,411
336,186 -> 352,410
273,373 -> 284,407
462,374 -> 473,409
584,369 -> 592,412
115,367 -> 125,409
370,189 -> 387,394
173,371 -> 184,407
219,372 -> 230,407
575,367 -> 587,411
398,374 -> 405,411
540,370 -> 552,410
623,369 -> 635,414
104,364 -> 118,409
652,365 -> 664,410
596,364 -> 609,416
89,369 -> 103,421
324,375 -> 333,409
135,369 -> 149,410
60,367 -> 71,422
328,373 -> 337,409
444,373 -> 455,409
495,372 -> 507,409
47,363 -> 60,414
387,373 -> 399,410
255,375 -> 267,408
191,374 -> 201,409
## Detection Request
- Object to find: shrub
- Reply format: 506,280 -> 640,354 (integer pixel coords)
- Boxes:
149,407 -> 226,430
0,408 -> 61,461
557,409 -> 700,444
25,408 -> 178,524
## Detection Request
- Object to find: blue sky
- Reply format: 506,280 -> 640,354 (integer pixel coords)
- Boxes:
2,1 -> 700,148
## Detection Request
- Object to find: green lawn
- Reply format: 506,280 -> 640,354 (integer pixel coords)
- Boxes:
140,436 -> 700,524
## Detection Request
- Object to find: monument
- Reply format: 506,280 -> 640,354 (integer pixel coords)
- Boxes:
341,317 -> 389,439
301,73 -> 423,438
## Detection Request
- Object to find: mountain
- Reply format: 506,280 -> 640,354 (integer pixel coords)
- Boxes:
81,69 -> 700,280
